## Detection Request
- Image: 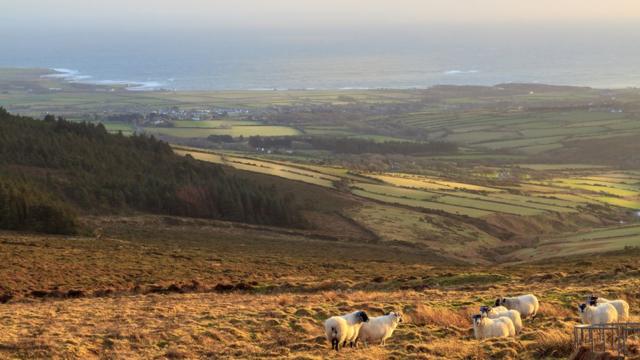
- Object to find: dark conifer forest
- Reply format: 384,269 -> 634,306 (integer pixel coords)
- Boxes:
0,108 -> 304,234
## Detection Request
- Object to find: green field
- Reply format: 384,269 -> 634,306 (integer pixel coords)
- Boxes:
174,148 -> 338,187
511,224 -> 640,261
143,125 -> 301,138
175,148 -> 639,222
170,120 -> 260,127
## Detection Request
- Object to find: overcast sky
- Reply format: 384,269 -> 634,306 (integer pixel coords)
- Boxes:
3,0 -> 640,29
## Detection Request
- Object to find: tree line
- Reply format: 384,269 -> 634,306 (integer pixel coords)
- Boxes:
247,135 -> 457,155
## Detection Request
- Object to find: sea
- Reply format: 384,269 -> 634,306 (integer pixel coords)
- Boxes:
2,24 -> 640,91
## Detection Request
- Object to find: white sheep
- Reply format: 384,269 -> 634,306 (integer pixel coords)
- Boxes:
480,306 -> 523,334
324,311 -> 369,351
356,311 -> 403,347
324,316 -> 348,351
480,305 -> 509,316
497,294 -> 539,319
578,302 -> 618,325
472,314 -> 516,339
589,296 -> 630,322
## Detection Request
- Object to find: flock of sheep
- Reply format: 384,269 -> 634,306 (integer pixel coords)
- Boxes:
324,293 -> 631,351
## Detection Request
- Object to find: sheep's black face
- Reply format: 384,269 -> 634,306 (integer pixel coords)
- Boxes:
358,311 -> 369,323
391,312 -> 403,323
578,303 -> 587,313
500,298 -> 507,305
480,306 -> 490,314
472,314 -> 481,325
494,298 -> 501,306
588,298 -> 597,306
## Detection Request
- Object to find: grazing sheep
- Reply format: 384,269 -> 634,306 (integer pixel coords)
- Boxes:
589,296 -> 630,322
324,316 -> 348,351
357,311 -> 403,347
480,306 -> 523,334
481,305 -> 509,316
472,314 -> 516,339
498,294 -> 539,319
578,303 -> 618,325
324,311 -> 369,351
342,311 -> 370,348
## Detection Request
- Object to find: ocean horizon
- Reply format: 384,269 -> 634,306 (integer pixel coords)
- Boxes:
3,25 -> 640,91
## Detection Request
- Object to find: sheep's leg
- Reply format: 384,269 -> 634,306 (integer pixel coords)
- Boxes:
342,340 -> 347,348
349,341 -> 354,348
332,339 -> 338,351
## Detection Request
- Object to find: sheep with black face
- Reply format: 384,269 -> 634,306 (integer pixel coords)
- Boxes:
480,306 -> 522,334
578,302 -> 617,325
496,294 -> 539,319
588,295 -> 629,321
324,311 -> 369,351
472,313 -> 515,339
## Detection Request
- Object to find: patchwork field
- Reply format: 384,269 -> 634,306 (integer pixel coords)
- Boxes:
175,148 -> 640,220
143,125 -> 301,138
510,224 -> 640,261
379,109 -> 640,155
5,68 -> 640,162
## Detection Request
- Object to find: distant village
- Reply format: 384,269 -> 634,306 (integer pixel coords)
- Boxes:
102,107 -> 252,127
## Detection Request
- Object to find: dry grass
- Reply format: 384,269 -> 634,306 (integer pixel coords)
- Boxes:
529,328 -> 573,358
408,303 -> 471,329
0,216 -> 639,359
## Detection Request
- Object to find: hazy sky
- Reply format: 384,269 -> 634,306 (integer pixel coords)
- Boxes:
3,0 -> 640,29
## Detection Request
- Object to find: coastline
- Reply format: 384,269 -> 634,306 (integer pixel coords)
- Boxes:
2,66 -> 637,93
42,68 -> 164,92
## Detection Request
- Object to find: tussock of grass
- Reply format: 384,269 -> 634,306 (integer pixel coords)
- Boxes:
538,302 -> 576,320
408,304 -> 470,329
529,328 -> 573,358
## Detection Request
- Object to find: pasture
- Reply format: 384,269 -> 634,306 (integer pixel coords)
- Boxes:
142,125 -> 301,138
511,224 -> 640,261
176,148 -> 640,224
1,218 -> 639,359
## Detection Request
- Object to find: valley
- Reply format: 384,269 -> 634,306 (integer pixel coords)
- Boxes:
2,68 -> 640,359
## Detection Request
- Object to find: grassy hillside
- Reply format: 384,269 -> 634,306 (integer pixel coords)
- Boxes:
3,69 -> 640,359
1,218 -> 639,359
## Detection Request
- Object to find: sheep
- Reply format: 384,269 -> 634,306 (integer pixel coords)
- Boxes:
589,296 -> 630,322
472,314 -> 516,339
324,316 -> 348,351
324,311 -> 369,351
497,294 -> 539,319
578,303 -> 618,325
481,305 -> 509,316
480,306 -> 523,334
356,311 -> 403,347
